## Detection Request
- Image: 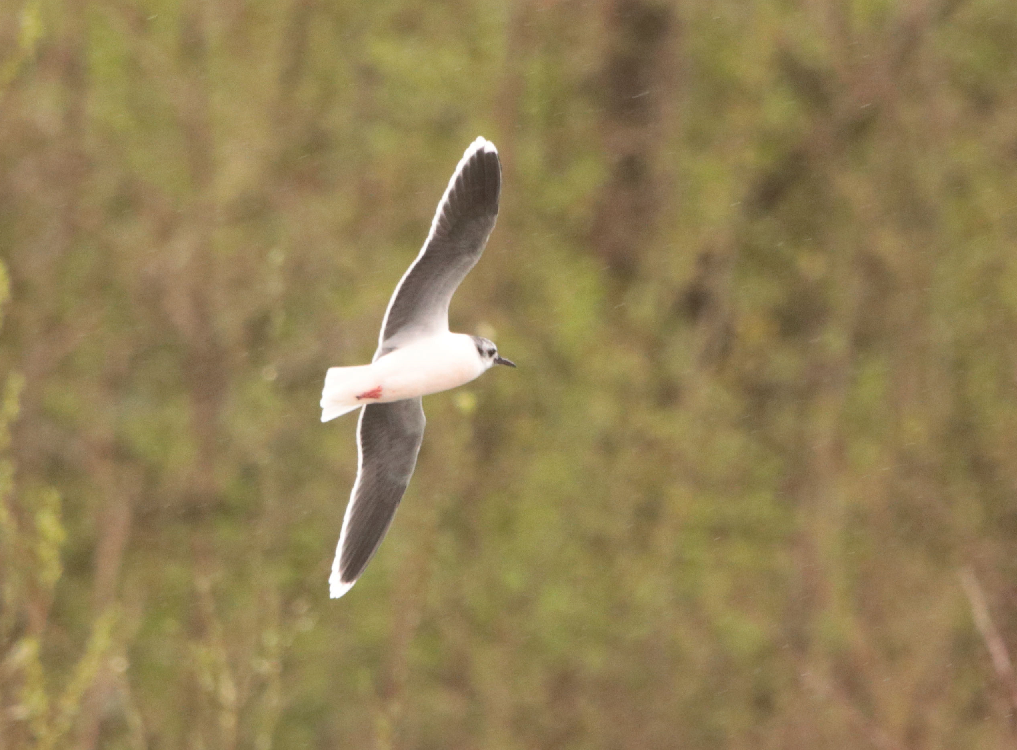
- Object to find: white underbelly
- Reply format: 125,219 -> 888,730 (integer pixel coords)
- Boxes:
372,334 -> 484,402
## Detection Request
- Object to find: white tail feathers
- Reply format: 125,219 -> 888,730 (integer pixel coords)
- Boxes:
320,366 -> 375,422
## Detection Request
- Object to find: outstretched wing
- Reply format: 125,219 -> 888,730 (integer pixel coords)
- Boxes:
375,137 -> 501,358
329,398 -> 426,598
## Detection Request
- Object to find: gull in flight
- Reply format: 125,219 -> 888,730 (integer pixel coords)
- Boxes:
320,137 -> 514,598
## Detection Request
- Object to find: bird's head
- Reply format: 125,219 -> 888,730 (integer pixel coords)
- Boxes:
471,336 -> 515,370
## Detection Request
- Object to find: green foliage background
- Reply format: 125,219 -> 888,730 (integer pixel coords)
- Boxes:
3,0 -> 1017,747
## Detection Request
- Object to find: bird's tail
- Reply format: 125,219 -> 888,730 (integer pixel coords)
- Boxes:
320,365 -> 376,422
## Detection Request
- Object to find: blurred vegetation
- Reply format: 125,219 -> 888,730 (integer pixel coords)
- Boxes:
2,0 -> 1017,747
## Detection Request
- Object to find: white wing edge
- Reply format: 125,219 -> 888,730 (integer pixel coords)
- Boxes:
329,405 -> 367,598
376,136 -> 499,349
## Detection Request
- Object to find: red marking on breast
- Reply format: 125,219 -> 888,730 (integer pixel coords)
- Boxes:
356,386 -> 383,400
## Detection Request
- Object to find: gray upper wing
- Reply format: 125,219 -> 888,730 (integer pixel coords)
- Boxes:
376,138 -> 501,357
330,398 -> 425,597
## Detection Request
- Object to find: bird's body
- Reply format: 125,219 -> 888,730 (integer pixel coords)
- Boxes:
320,332 -> 490,420
321,137 -> 513,598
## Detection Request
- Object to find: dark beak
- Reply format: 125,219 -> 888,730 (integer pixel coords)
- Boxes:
494,355 -> 516,368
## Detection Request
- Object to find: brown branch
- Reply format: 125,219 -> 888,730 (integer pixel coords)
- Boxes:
76,439 -> 138,749
958,566 -> 1017,732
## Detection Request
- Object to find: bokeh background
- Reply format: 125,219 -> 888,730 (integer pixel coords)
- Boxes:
3,0 -> 1017,747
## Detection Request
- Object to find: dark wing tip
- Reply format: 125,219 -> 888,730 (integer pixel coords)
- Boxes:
331,476 -> 408,598
447,138 -> 501,225
478,141 -> 501,214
